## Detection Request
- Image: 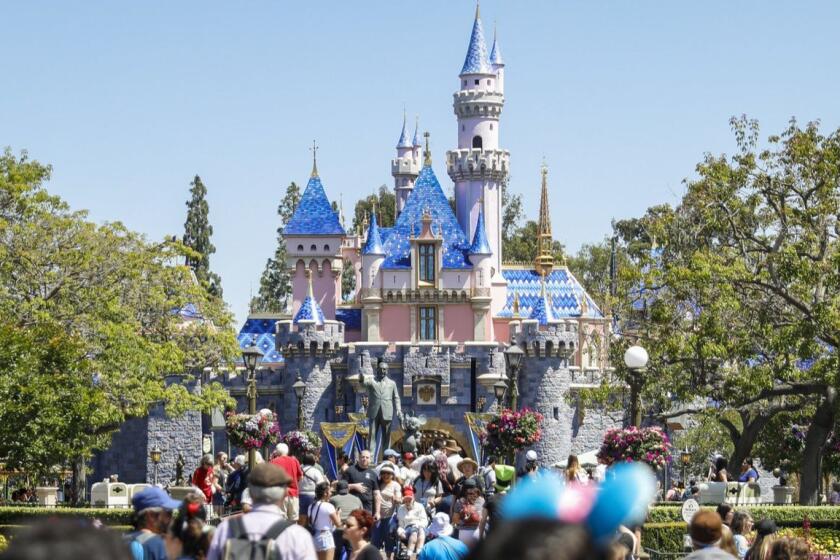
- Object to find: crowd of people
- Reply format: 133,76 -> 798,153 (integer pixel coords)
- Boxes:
0,443 -> 826,560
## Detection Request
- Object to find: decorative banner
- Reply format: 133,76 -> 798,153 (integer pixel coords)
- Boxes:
464,412 -> 494,465
320,423 -> 357,480
348,412 -> 369,459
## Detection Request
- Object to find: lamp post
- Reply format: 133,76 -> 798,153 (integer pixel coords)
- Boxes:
680,447 -> 692,485
241,344 -> 264,469
504,343 -> 525,411
623,345 -> 649,427
493,380 -> 507,408
149,445 -> 162,486
292,375 -> 306,430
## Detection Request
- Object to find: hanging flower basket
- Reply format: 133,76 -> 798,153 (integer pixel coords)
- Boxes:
597,426 -> 672,469
281,430 -> 323,460
226,409 -> 281,450
479,408 -> 544,461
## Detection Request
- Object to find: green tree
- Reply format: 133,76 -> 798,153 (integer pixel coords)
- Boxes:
341,259 -> 356,302
183,175 -> 222,298
251,182 -> 301,313
352,185 -> 395,232
503,220 -> 565,264
0,149 -> 238,501
501,176 -> 524,243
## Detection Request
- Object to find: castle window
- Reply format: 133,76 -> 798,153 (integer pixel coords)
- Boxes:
310,244 -> 317,251
462,125 -> 465,131
472,136 -> 483,149
474,79 -> 479,85
489,123 -> 493,130
419,306 -> 436,341
297,244 -> 304,251
463,80 -> 466,87
419,244 -> 435,283
487,79 -> 491,85
323,244 -> 330,251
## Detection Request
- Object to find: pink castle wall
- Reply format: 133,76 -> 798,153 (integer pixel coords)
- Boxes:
380,305 -> 411,342
493,319 -> 510,343
443,304 -> 474,343
291,259 -> 338,320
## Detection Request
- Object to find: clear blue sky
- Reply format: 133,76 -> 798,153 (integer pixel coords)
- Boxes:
4,1 -> 839,324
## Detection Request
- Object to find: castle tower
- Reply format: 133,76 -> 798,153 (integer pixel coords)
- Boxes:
360,212 -> 386,340
535,163 -> 555,276
284,147 -> 345,320
446,5 -> 509,298
468,203 -> 493,340
392,113 -> 421,218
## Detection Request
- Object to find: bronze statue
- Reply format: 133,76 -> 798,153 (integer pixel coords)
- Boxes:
358,361 -> 402,461
174,453 -> 185,486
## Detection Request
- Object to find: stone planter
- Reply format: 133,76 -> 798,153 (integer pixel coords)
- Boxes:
35,487 -> 58,508
773,485 -> 795,504
168,486 -> 198,501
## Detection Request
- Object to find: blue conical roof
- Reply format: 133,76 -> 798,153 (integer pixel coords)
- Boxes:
460,9 -> 493,75
490,34 -> 504,65
285,175 -> 345,236
397,114 -> 412,149
469,205 -> 492,255
362,213 -> 386,255
380,165 -> 472,269
294,275 -> 326,325
412,118 -> 421,147
530,278 -> 560,325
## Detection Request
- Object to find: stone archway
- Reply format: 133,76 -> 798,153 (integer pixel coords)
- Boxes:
390,417 -> 474,459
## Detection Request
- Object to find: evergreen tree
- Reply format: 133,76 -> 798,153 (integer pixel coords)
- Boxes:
352,185 -> 396,232
251,182 -> 301,313
183,175 -> 222,298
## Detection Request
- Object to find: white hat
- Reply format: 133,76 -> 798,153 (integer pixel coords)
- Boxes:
427,512 -> 454,537
234,455 -> 247,466
526,450 -> 538,462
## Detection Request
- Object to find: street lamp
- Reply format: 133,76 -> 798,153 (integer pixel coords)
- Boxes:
504,343 -> 525,411
241,343 -> 264,469
623,345 -> 649,427
149,445 -> 162,486
493,380 -> 507,404
680,447 -> 692,485
292,375 -> 306,430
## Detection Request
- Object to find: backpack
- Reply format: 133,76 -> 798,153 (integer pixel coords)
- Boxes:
306,502 -> 322,536
123,531 -> 156,560
222,517 -> 294,560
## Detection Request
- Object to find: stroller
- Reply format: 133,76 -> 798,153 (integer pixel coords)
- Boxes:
387,513 -> 413,560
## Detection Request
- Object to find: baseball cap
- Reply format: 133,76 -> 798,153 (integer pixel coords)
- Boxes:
526,450 -> 538,462
403,486 -> 415,497
132,487 -> 181,513
336,480 -> 349,494
383,449 -> 399,458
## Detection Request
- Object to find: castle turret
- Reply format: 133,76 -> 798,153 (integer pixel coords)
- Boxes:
447,5 -> 509,303
468,203 -> 493,340
535,163 -> 555,276
489,23 -> 504,93
392,113 -> 421,218
360,212 -> 385,341
284,147 -> 345,320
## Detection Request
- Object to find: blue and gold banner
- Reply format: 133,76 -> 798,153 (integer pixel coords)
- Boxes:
320,423 -> 357,480
464,412 -> 494,465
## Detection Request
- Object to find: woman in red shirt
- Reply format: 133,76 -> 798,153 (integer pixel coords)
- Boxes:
192,454 -> 218,504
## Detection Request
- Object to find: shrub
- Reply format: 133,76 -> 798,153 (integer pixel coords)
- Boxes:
0,507 -> 133,526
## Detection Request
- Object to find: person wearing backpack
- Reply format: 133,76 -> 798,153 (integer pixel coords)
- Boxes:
206,463 -> 316,560
126,486 -> 182,560
299,453 -> 326,528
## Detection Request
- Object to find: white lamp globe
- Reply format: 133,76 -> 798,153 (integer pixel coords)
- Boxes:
624,345 -> 649,370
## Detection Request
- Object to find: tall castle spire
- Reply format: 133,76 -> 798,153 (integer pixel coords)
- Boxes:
535,162 -> 554,275
310,140 -> 319,178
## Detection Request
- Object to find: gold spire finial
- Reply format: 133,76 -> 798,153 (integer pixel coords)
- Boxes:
535,162 -> 554,275
423,131 -> 432,166
475,0 -> 480,19
306,269 -> 314,297
512,291 -> 520,317
310,140 -> 319,177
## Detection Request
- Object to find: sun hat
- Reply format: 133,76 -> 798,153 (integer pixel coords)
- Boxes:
457,458 -> 478,471
132,487 -> 181,513
427,512 -> 454,537
380,464 -> 396,476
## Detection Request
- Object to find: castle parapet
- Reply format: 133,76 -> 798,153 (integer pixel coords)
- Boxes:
446,148 -> 510,182
276,319 -> 344,357
511,319 -> 578,359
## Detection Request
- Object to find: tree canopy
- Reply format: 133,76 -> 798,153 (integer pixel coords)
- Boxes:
183,175 -> 222,298
0,149 -> 238,477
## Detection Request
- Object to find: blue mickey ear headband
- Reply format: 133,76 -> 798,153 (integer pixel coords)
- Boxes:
502,463 -> 656,544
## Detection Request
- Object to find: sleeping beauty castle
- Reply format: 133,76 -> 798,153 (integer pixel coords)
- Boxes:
93,6 -> 621,485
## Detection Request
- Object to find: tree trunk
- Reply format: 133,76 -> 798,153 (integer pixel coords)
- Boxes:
799,387 -> 836,505
71,455 -> 86,506
727,412 -> 773,472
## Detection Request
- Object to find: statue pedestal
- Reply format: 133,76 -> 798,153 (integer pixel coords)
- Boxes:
168,486 -> 197,501
35,487 -> 58,508
773,485 -> 795,504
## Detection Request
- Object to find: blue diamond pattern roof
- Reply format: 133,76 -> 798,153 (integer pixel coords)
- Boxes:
498,268 -> 604,319
362,212 -> 386,255
284,175 -> 345,236
490,36 -> 504,65
294,294 -> 325,325
336,308 -> 362,330
237,317 -> 283,364
468,205 -> 492,255
381,165 -> 472,270
460,12 -> 493,75
397,116 -> 412,148
529,284 -> 559,325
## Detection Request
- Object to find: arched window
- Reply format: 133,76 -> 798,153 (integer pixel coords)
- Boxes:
489,123 -> 493,130
310,244 -> 317,251
297,244 -> 304,251
323,244 -> 330,251
472,136 -> 483,149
